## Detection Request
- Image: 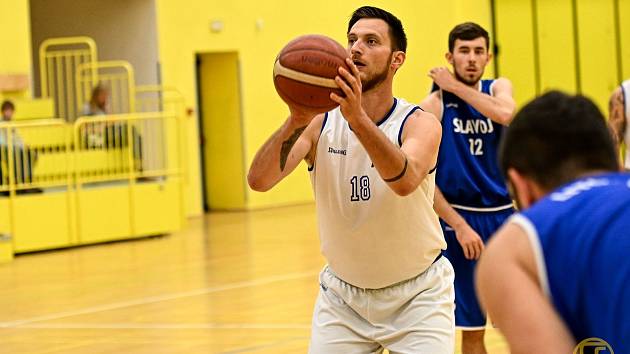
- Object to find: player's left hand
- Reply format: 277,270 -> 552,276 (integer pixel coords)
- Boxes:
331,58 -> 368,125
429,67 -> 458,92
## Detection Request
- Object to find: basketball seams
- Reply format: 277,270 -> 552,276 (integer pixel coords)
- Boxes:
273,61 -> 339,88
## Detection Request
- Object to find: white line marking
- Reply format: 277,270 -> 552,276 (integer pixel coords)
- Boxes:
0,271 -> 318,328
12,323 -> 311,330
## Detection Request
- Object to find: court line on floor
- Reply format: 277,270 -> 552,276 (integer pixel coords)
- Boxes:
218,336 -> 310,354
0,270 -> 319,329
14,323 -> 311,330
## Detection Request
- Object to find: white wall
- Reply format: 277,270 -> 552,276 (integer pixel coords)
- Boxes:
30,0 -> 159,96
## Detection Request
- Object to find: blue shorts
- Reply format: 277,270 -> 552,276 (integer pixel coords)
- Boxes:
441,207 -> 514,329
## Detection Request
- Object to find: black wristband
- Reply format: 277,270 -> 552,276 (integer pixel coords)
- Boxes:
383,156 -> 408,182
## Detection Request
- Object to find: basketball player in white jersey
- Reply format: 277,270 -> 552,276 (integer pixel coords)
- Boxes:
608,79 -> 629,170
248,6 -> 454,353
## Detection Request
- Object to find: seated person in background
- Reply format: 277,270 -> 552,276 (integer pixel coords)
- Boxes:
82,84 -> 109,147
608,79 -> 629,170
81,84 -> 143,172
83,83 -> 109,116
0,100 -> 38,187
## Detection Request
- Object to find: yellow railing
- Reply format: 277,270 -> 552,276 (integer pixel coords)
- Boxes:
73,112 -> 178,183
39,37 -> 97,121
76,60 -> 136,116
0,112 -> 184,255
0,120 -> 70,193
135,86 -> 188,225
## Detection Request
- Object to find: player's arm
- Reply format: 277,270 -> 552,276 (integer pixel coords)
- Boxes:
433,188 -> 484,260
332,59 -> 441,196
247,111 -> 324,192
419,91 -> 442,121
430,68 -> 515,125
476,222 -> 576,354
608,86 -> 626,150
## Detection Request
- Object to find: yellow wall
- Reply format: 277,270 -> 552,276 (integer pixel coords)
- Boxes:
576,0 -> 618,112
494,0 -> 627,112
619,0 -> 630,81
155,0 -> 493,209
0,0 -> 32,100
537,0 -> 578,95
494,0 -> 537,106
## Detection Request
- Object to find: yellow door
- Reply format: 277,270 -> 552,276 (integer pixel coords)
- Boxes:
198,52 -> 246,210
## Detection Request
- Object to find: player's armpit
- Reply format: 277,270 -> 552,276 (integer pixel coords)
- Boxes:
476,222 -> 575,354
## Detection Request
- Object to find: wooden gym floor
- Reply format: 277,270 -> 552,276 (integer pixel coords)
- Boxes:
0,204 -> 508,353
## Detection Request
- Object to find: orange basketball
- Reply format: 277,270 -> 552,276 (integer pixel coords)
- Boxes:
273,34 -> 350,113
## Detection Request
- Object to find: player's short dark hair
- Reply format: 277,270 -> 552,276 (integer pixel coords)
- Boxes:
448,22 -> 489,52
499,91 -> 618,190
1,100 -> 14,112
348,6 -> 407,52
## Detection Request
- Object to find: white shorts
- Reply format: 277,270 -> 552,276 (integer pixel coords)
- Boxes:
309,256 -> 455,354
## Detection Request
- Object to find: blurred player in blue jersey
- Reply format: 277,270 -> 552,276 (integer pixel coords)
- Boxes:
477,91 -> 629,354
608,79 -> 629,170
420,22 -> 516,354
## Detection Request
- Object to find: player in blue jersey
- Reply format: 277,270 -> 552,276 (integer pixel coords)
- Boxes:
420,22 -> 516,354
477,91 -> 629,354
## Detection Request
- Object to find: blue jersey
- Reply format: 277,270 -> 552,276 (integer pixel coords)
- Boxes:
434,80 -> 511,208
512,173 -> 630,353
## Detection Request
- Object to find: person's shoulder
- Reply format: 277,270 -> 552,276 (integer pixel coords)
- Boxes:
490,77 -> 513,89
418,91 -> 442,118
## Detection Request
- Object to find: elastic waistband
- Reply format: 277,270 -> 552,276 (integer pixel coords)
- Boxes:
325,251 -> 444,290
451,203 -> 514,212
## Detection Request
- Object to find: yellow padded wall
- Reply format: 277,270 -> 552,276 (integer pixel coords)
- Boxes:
537,0 -> 577,94
576,0 -> 619,112
494,0 -> 537,107
619,0 -> 630,81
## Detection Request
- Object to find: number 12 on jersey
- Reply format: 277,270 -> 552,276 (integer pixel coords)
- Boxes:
350,175 -> 371,201
468,138 -> 483,156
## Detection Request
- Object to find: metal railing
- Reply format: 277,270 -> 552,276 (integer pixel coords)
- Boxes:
76,60 -> 136,117
39,37 -> 97,121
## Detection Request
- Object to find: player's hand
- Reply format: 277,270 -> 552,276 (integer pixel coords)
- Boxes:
429,67 -> 458,92
455,223 -> 484,260
331,58 -> 368,125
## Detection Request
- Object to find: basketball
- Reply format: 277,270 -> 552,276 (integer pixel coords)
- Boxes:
273,34 -> 350,113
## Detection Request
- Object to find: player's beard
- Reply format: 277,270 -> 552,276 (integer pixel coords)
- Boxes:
454,63 -> 484,86
361,53 -> 392,92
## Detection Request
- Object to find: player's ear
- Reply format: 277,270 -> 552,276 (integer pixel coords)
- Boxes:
445,52 -> 453,65
507,168 -> 536,209
391,51 -> 405,70
487,52 -> 493,63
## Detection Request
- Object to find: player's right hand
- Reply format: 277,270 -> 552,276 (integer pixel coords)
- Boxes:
455,224 -> 484,260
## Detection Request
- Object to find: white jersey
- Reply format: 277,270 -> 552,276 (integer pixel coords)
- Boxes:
622,80 -> 630,169
309,98 -> 446,289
